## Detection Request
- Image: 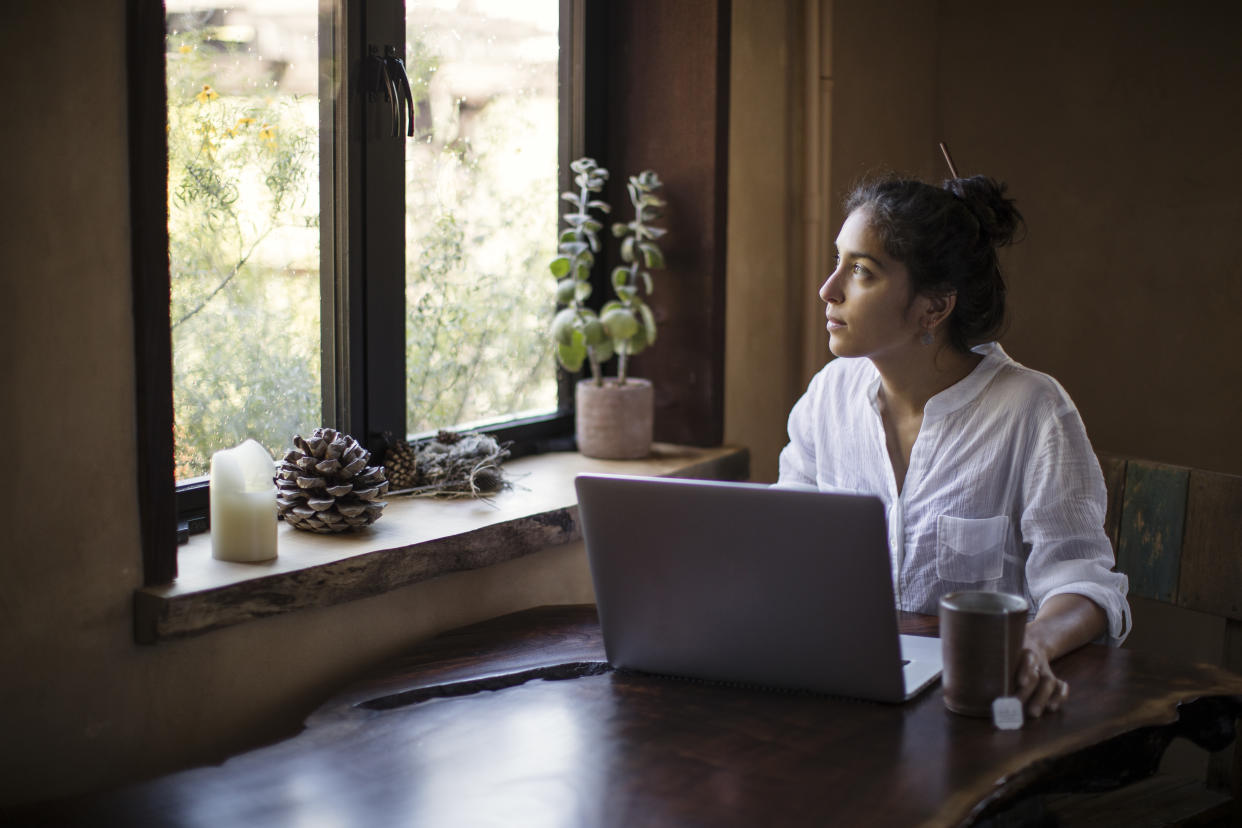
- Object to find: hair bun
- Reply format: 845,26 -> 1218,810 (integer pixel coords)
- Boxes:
945,176 -> 1024,248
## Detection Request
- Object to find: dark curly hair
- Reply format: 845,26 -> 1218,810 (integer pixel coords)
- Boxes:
844,174 -> 1025,353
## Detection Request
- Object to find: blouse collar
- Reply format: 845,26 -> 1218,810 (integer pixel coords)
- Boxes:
865,342 -> 1011,421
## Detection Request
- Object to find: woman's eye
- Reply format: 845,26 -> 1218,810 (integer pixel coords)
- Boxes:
852,263 -> 869,277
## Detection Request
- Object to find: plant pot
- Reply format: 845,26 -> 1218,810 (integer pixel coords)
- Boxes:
575,378 -> 654,460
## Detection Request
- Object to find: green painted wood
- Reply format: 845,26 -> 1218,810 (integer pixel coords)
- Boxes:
1179,468 -> 1242,622
1116,461 -> 1190,604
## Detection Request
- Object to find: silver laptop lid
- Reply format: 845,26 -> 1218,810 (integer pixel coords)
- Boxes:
575,474 -> 918,702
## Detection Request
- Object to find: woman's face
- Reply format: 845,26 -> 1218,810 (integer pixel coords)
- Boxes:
820,208 -> 928,361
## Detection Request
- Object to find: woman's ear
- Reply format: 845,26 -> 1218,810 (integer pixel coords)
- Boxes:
922,291 -> 957,331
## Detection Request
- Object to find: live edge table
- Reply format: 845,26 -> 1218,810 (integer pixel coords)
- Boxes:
20,606 -> 1242,827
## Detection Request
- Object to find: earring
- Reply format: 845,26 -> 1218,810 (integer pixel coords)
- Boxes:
920,328 -> 934,346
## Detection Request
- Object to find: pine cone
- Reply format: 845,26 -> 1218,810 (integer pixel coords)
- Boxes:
276,428 -> 389,533
383,432 -> 419,489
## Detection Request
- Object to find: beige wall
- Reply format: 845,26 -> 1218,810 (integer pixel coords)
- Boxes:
725,1 -> 805,482
938,0 -> 1242,475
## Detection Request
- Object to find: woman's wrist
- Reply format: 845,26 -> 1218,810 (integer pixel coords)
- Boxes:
1025,594 -> 1108,663
1022,623 -> 1056,662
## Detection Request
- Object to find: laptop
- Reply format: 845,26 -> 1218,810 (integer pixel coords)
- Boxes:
574,473 -> 942,702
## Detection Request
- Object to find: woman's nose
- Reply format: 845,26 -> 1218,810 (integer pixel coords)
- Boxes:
820,267 -> 842,304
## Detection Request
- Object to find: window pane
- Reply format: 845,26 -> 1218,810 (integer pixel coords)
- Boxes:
166,1 -> 322,480
404,0 -> 559,434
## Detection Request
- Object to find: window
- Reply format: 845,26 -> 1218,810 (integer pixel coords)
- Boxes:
165,0 -> 567,488
165,1 -> 324,482
131,0 -> 730,587
144,0 -> 591,563
133,0 -> 601,582
402,3 -> 562,435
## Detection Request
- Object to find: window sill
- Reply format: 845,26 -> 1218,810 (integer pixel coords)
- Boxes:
134,444 -> 749,644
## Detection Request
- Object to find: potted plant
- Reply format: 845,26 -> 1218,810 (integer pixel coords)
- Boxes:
550,158 -> 667,459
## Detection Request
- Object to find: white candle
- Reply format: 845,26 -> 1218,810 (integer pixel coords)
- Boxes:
210,439 -> 278,562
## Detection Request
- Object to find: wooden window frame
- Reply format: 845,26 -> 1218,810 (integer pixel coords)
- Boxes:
129,0 -> 730,587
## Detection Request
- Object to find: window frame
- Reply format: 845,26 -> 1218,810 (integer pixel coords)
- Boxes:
132,0 -> 729,588
129,0 -> 178,585
133,0 -> 601,584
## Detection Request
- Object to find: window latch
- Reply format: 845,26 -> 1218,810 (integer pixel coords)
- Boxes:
383,47 -> 416,139
366,45 -> 414,139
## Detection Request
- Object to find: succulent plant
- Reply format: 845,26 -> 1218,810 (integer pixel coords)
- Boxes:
606,170 -> 665,383
550,158 -> 667,386
550,157 -> 612,383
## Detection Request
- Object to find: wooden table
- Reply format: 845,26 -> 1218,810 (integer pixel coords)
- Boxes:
15,606 -> 1242,827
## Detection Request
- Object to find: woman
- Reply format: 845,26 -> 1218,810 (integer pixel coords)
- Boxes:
777,174 -> 1130,718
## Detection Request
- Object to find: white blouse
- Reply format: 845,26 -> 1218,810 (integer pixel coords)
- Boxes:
777,342 -> 1131,643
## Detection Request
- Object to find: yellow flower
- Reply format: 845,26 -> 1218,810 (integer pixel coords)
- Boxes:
195,84 -> 219,104
259,124 -> 277,147
178,44 -> 192,54
227,117 -> 255,138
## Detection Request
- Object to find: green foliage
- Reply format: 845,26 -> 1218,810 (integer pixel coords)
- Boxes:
550,158 -> 611,381
168,21 -> 559,478
607,169 -> 666,383
550,160 -> 668,386
167,27 -> 320,479
403,66 -> 557,433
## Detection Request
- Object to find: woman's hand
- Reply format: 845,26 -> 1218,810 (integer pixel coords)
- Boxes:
1014,593 -> 1107,718
1015,645 -> 1068,717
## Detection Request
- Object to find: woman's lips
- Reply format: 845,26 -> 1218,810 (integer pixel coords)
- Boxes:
826,316 -> 846,330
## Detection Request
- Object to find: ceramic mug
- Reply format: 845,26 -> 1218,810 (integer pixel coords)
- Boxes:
939,591 -> 1029,717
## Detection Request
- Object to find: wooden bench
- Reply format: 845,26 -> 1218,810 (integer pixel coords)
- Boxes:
1041,453 -> 1242,826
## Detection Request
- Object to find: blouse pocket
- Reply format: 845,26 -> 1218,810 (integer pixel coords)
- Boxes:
936,515 -> 1010,583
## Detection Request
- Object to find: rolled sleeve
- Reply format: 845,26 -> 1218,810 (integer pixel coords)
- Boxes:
1030,556 -> 1132,644
1021,408 -> 1131,645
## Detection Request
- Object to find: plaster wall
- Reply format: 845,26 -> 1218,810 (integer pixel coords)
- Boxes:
942,0 -> 1242,474
725,0 -> 805,482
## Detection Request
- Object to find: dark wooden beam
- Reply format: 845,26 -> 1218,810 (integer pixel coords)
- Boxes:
127,0 -> 177,586
602,0 -> 731,446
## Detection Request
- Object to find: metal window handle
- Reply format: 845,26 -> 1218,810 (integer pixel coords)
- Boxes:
365,46 -> 414,139
384,49 -> 415,139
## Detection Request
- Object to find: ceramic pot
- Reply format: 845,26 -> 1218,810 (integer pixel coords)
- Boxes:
575,378 -> 654,459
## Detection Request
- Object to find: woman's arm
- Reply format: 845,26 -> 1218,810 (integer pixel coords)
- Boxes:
1014,397 -> 1130,719
1020,397 -> 1131,646
1016,593 -> 1108,716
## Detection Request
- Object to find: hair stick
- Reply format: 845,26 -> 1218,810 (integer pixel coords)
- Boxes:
939,142 -> 960,179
